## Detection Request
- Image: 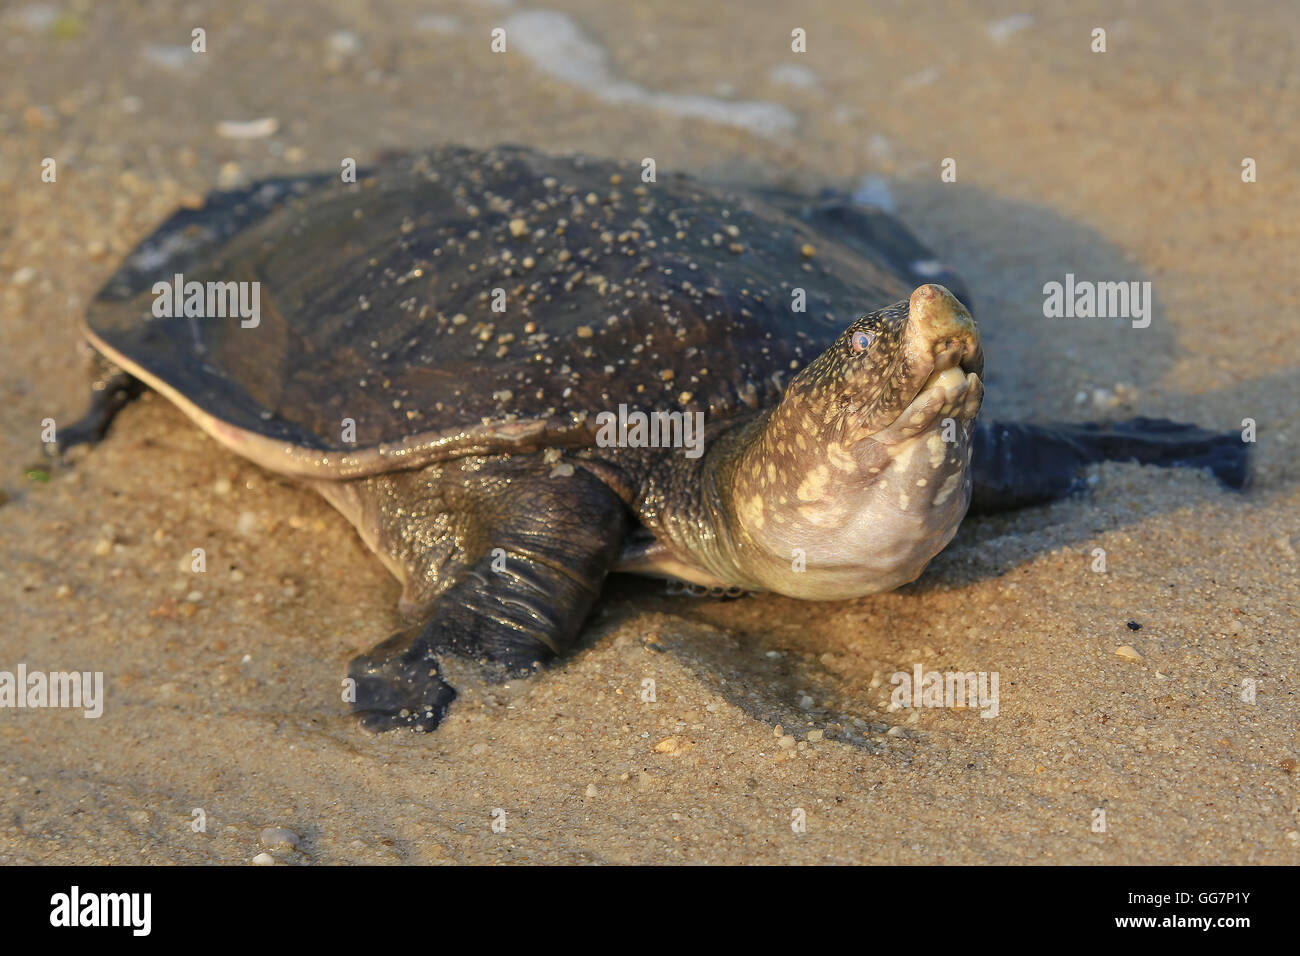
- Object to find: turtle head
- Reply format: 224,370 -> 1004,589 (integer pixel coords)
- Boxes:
784,282 -> 983,445
723,284 -> 984,599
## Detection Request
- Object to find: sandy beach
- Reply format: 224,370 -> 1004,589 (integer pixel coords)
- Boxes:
1,0 -> 1296,864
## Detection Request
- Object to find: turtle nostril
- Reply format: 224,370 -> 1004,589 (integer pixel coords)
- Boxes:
907,283 -> 979,373
908,284 -> 977,341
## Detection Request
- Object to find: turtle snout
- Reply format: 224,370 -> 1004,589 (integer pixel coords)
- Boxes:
907,284 -> 982,377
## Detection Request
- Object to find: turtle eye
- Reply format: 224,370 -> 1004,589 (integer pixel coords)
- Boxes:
850,330 -> 876,352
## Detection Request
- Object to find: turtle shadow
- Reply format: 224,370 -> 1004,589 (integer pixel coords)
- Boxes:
752,175 -> 1190,423
586,576 -> 909,754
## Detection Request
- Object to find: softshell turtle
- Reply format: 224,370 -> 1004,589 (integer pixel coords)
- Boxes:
61,145 -> 1247,732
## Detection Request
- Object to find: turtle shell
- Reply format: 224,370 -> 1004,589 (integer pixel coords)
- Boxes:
85,145 -> 961,478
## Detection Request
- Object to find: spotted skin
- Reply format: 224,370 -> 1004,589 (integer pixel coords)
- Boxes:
62,146 -> 1249,733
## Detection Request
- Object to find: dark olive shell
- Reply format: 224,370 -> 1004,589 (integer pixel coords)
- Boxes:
85,145 -> 963,473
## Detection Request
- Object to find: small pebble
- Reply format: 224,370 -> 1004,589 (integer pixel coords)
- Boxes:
217,162 -> 245,189
852,175 -> 897,212
654,735 -> 687,754
216,117 -> 278,140
328,30 -> 361,56
1115,645 -> 1144,662
251,852 -> 276,866
259,826 -> 300,849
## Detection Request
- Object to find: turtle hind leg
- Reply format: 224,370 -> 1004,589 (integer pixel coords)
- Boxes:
347,460 -> 629,733
1068,417 -> 1249,490
969,417 -> 1249,513
51,364 -> 145,459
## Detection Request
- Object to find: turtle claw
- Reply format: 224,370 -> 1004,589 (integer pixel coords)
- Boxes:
348,639 -> 458,734
665,580 -> 747,600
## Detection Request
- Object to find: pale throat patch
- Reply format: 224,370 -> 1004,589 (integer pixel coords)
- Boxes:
733,415 -> 975,600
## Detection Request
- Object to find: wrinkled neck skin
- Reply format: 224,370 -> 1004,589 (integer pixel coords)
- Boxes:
639,399 -> 977,600
624,415 -> 763,589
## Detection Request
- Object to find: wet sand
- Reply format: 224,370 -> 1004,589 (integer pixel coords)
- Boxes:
1,0 -> 1296,864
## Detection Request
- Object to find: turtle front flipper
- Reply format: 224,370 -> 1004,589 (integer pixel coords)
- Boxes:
346,462 -> 629,733
969,418 -> 1250,513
